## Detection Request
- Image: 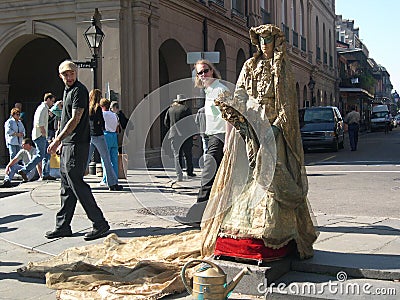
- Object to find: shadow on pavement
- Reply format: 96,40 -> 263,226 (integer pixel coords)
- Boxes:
0,213 -> 42,225
293,250 -> 400,277
0,226 -> 17,233
110,226 -> 195,238
0,190 -> 27,197
317,225 -> 400,236
0,271 -> 46,283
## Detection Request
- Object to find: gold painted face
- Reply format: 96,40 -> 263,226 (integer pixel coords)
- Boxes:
259,36 -> 274,45
260,36 -> 274,58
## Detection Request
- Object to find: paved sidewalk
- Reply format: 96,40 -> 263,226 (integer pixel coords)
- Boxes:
0,168 -> 399,299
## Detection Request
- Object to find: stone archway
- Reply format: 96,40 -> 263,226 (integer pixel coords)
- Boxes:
214,39 -> 226,80
0,22 -> 74,164
8,38 -> 69,135
158,39 -> 191,162
236,48 -> 246,81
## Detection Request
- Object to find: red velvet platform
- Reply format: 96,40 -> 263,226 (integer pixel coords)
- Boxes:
214,236 -> 293,262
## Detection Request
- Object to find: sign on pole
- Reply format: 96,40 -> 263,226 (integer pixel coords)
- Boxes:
74,61 -> 93,68
187,52 -> 220,64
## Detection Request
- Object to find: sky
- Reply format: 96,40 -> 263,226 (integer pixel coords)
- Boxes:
335,0 -> 400,93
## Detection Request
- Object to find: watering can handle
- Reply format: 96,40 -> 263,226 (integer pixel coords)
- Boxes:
181,259 -> 226,295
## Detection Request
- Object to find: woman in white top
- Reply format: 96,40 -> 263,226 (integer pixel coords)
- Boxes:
99,98 -> 120,186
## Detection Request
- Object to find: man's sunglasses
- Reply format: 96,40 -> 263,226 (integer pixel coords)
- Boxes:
197,68 -> 210,76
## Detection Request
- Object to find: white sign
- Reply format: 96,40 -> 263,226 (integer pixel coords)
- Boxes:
187,52 -> 220,64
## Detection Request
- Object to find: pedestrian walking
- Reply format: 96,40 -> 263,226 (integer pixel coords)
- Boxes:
99,98 -> 120,187
110,100 -> 129,130
46,60 -> 109,241
164,94 -> 196,182
17,93 -> 56,181
344,105 -> 360,151
110,100 -> 129,154
87,89 -> 122,191
4,107 -> 25,160
174,59 -> 228,227
384,113 -> 392,134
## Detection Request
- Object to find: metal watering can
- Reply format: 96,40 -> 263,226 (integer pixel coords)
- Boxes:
181,259 -> 251,299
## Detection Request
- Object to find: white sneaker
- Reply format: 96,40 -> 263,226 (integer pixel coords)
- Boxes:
98,181 -> 107,187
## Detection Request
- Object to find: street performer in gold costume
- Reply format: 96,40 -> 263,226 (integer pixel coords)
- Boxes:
19,24 -> 318,299
201,24 -> 318,260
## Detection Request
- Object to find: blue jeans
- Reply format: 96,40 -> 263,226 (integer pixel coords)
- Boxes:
21,136 -> 50,177
87,135 -> 118,186
8,144 -> 21,160
102,132 -> 119,184
348,123 -> 359,151
5,164 -> 37,181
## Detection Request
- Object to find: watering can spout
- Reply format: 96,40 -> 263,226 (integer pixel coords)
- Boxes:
225,266 -> 251,298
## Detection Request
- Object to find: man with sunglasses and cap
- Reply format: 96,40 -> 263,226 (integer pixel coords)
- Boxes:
46,60 -> 109,241
174,59 -> 229,227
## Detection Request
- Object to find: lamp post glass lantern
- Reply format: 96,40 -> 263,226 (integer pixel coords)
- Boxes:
83,17 -> 105,89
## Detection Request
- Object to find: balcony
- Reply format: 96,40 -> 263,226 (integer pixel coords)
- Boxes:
209,0 -> 224,6
340,75 -> 376,95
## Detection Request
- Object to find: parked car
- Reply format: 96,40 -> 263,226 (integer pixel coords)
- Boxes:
395,114 -> 400,126
299,106 -> 345,152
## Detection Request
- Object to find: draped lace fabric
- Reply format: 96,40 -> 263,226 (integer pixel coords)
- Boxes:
201,24 -> 318,260
18,232 -> 202,299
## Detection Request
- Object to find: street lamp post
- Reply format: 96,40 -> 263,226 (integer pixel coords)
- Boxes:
82,9 -> 105,174
308,76 -> 316,107
82,10 -> 105,89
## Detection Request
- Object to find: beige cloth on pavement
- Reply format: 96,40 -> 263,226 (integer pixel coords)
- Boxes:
19,232 -> 202,299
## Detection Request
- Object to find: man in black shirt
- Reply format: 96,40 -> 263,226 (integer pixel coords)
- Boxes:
46,60 -> 109,241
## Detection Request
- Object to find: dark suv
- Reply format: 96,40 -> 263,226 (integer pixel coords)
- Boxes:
298,106 -> 345,152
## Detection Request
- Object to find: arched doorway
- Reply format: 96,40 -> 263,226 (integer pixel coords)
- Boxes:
158,39 -> 192,162
8,37 -> 69,135
236,49 -> 246,81
214,39 -> 227,80
0,36 -> 69,163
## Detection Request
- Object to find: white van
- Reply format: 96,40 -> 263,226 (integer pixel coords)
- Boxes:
370,105 -> 389,131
